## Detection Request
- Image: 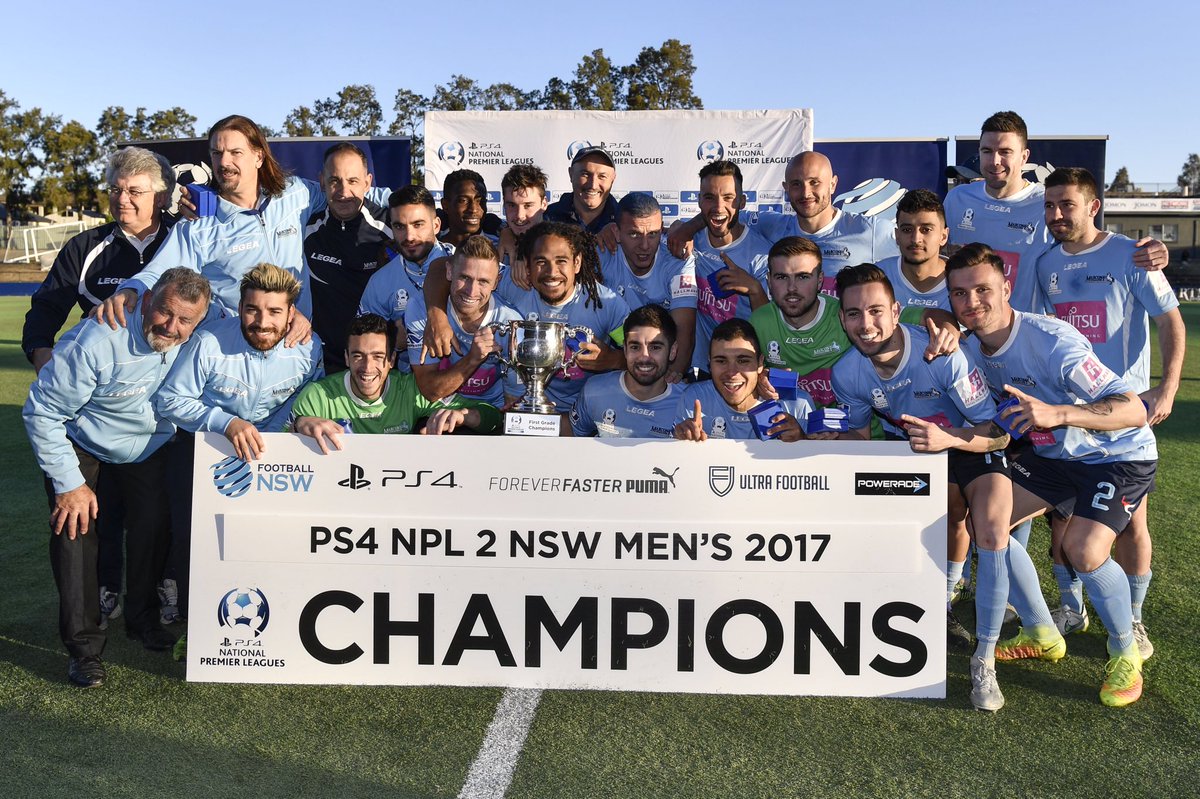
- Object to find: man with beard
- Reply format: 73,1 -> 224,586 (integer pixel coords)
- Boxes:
96,115 -> 388,336
673,319 -> 815,442
23,268 -> 212,686
876,190 -> 952,311
569,304 -> 684,438
948,243 -> 1154,707
598,193 -> 697,380
304,143 -> 391,373
545,146 -> 619,234
681,160 -> 772,377
406,236 -> 523,408
830,264 -> 1045,711
155,264 -> 322,637
1033,167 -> 1185,658
287,313 -> 500,451
357,186 -> 454,372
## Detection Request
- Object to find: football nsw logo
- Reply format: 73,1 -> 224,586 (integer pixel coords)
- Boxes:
211,456 -> 252,498
218,587 -> 270,637
437,141 -> 465,165
696,140 -> 724,162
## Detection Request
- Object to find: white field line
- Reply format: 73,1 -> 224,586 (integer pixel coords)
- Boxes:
457,687 -> 544,799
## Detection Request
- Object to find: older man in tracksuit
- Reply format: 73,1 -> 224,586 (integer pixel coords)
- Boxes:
23,268 -> 212,687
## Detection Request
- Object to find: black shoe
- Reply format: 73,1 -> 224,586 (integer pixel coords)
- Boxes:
127,624 -> 178,652
948,608 -> 974,653
68,656 -> 106,688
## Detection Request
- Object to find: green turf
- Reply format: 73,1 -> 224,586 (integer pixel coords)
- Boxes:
1,298 -> 1198,798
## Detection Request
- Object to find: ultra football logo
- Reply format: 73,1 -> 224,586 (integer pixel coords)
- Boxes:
218,587 -> 271,637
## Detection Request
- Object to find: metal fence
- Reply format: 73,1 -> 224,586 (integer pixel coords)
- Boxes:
0,219 -> 106,265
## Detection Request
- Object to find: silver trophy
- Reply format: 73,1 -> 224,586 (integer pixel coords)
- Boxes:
490,320 -> 594,435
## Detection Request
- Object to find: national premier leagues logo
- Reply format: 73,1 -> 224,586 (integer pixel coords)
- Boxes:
211,456 -> 252,498
217,587 -> 270,637
566,140 -> 593,162
437,141 -> 465,165
696,140 -> 724,162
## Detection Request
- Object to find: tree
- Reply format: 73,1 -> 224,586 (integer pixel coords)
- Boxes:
389,88 -> 429,184
41,119 -> 100,211
571,49 -> 623,110
624,39 -> 702,110
334,84 -> 383,135
96,105 -> 197,151
536,77 -> 573,110
431,75 -> 485,111
283,104 -> 336,137
1178,154 -> 1200,195
1109,166 -> 1132,193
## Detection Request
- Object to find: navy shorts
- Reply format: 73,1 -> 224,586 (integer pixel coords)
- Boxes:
948,448 -> 1010,489
1010,452 -> 1156,535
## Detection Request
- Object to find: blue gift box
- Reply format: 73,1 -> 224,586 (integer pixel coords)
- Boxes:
749,400 -> 786,440
768,368 -> 798,400
806,407 -> 849,435
186,183 -> 218,217
993,397 -> 1023,438
709,266 -> 735,299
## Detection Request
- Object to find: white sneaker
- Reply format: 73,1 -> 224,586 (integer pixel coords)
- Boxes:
1050,604 -> 1090,635
969,655 -> 1004,712
98,586 -> 121,631
1132,621 -> 1154,660
158,578 -> 180,625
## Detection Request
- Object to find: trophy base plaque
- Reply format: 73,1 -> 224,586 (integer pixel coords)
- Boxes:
504,411 -> 562,437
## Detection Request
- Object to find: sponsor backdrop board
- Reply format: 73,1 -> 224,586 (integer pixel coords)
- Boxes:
424,109 -> 814,220
189,433 -> 947,698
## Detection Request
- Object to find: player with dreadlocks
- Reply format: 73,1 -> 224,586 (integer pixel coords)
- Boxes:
497,220 -> 630,411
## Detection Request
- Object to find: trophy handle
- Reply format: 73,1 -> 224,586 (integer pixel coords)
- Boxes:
562,325 -> 596,371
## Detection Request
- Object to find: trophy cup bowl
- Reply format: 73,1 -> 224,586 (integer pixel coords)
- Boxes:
489,320 -> 595,435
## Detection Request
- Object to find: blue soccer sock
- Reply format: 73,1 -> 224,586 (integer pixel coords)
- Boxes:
961,542 -> 974,590
1010,519 -> 1032,550
1128,570 -> 1152,623
1052,562 -> 1084,613
1005,537 -> 1054,631
1078,558 -> 1135,655
947,560 -> 965,608
974,548 -> 1007,660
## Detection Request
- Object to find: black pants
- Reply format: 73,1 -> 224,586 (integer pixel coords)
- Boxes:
165,431 -> 194,619
44,443 -> 172,658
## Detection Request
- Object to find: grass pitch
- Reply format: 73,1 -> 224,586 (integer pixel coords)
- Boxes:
0,298 -> 1197,798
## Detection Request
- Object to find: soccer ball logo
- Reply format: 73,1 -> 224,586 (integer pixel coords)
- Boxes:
697,140 -> 724,162
171,162 -> 213,215
218,587 -> 270,637
438,141 -> 465,165
834,178 -> 906,219
602,408 -> 617,425
395,288 -> 409,310
711,417 -> 727,437
566,140 -> 593,162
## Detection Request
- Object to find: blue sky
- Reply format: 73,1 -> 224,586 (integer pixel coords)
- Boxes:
7,0 -> 1196,185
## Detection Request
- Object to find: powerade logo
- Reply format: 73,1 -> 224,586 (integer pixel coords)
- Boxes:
437,141 -> 465,165
218,587 -> 270,637
211,456 -> 252,498
854,473 -> 930,496
697,140 -> 724,161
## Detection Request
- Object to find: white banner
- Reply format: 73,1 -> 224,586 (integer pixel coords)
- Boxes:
423,109 -> 814,220
188,433 -> 946,698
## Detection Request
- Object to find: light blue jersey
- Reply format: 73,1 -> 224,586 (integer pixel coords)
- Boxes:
962,311 -> 1156,463
690,226 -> 772,372
502,283 -> 631,409
405,295 -> 524,407
673,379 -> 814,440
569,371 -> 682,438
156,316 -> 323,435
598,242 -> 697,312
749,208 -> 898,292
356,242 -> 454,372
23,304 -> 182,493
120,177 -> 388,320
876,256 -> 951,311
1035,233 -> 1179,392
832,324 -> 994,437
943,180 -> 1051,313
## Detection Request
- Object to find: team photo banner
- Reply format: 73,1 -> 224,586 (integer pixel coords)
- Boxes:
188,433 -> 946,698
424,109 -> 814,220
